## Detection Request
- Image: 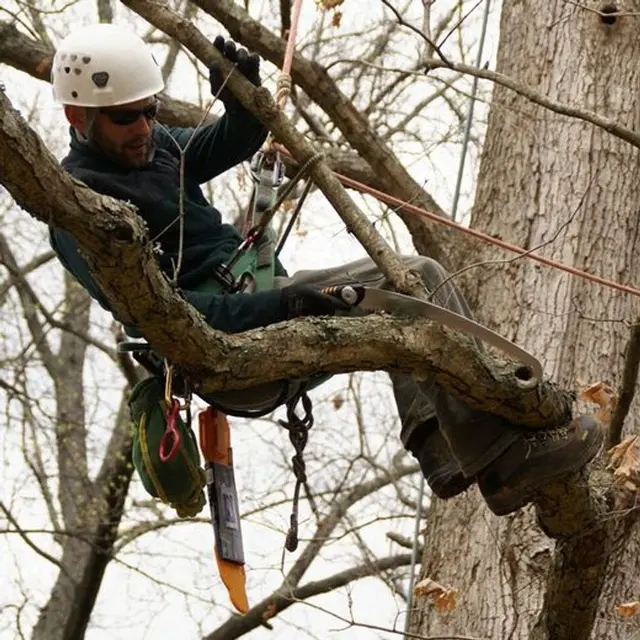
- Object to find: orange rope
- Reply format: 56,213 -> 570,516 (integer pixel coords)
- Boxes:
273,144 -> 640,300
274,0 -> 303,109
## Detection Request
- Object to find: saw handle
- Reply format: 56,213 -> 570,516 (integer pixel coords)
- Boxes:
321,284 -> 365,306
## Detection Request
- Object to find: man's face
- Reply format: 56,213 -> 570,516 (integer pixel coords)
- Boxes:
89,97 -> 158,168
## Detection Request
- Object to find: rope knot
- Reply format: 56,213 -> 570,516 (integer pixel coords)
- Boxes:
276,72 -> 293,107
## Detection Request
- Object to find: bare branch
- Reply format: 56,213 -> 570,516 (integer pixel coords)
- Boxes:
0,232 -> 57,376
0,501 -> 73,579
424,57 -> 640,151
0,49 -> 574,428
608,320 -> 640,448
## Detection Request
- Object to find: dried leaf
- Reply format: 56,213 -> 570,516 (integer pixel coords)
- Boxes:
580,381 -> 616,407
414,577 -> 457,613
332,10 -> 343,27
616,601 -> 640,617
316,0 -> 344,9
608,436 -> 640,488
607,435 -> 638,467
580,381 -> 617,425
332,393 -> 344,410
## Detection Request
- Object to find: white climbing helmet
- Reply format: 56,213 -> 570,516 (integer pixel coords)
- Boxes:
51,24 -> 164,107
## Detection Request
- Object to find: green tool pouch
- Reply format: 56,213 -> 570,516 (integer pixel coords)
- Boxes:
129,376 -> 206,518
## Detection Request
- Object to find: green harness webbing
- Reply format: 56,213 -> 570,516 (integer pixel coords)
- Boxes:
128,151 -> 328,516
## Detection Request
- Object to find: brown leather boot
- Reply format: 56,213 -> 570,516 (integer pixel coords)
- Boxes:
477,415 -> 603,516
406,419 -> 475,499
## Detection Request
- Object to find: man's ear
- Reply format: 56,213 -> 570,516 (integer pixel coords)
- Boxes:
63,105 -> 88,134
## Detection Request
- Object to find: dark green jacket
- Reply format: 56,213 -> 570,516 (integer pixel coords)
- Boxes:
50,105 -> 286,334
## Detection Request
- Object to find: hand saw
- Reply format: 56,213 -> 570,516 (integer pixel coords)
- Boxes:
198,407 -> 249,614
324,284 -> 543,381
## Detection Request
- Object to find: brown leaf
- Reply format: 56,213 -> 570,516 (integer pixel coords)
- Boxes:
414,577 -> 457,613
608,436 -> 640,488
317,0 -> 344,8
332,393 -> 344,410
608,435 -> 638,467
332,10 -> 343,27
580,381 -> 616,407
616,601 -> 640,617
580,381 -> 617,425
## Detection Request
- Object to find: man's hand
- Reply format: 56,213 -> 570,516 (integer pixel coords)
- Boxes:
209,36 -> 261,106
280,284 -> 351,320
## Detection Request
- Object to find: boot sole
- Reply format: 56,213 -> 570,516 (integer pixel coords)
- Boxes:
428,461 -> 475,499
480,422 -> 604,516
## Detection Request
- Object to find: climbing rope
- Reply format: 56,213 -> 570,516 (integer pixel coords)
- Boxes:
275,0 -> 304,110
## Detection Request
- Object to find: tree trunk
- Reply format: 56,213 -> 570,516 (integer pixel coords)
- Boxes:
413,2 -> 640,639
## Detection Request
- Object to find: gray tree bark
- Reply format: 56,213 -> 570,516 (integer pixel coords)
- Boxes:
413,2 -> 640,639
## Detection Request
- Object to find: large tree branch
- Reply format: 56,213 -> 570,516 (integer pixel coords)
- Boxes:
0,85 -> 572,428
0,20 -> 420,204
33,396 -> 135,640
123,0 -> 465,269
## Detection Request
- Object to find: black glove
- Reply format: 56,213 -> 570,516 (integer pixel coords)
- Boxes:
209,35 -> 261,105
280,284 -> 351,320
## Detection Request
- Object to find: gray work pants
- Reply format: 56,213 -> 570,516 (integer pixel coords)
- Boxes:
209,255 -> 519,476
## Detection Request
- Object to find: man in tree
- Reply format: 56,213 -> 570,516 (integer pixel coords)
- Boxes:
48,23 -> 602,516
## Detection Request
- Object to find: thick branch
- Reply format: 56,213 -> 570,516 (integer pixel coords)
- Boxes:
127,0 -> 464,268
608,320 -> 640,447
33,397 -> 134,640
0,86 -> 571,427
530,475 -> 609,640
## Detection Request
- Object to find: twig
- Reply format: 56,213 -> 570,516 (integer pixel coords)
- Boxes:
381,0 -> 452,66
608,320 -> 640,447
424,57 -> 640,150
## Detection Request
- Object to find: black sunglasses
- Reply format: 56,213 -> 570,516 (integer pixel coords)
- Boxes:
99,102 -> 159,126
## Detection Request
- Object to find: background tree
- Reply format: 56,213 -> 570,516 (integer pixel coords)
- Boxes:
3,1 -> 639,640
0,1 -> 484,638
414,2 -> 640,639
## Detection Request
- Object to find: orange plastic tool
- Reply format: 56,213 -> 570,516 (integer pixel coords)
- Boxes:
198,407 -> 249,614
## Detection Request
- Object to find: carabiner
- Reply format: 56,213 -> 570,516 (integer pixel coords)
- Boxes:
159,397 -> 182,463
